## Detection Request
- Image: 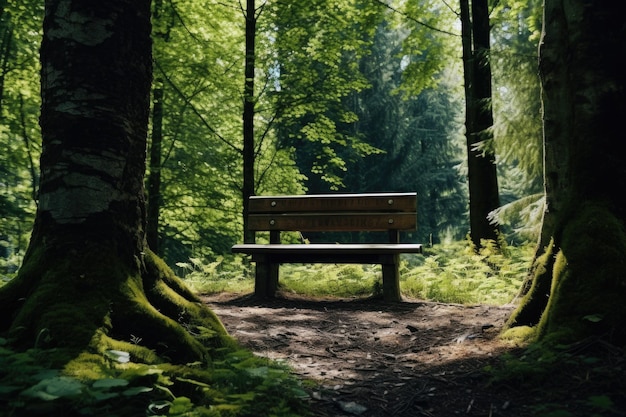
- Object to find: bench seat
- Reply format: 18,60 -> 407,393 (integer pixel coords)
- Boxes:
232,243 -> 423,261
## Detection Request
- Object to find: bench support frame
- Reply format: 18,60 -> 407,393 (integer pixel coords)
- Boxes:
249,251 -> 403,301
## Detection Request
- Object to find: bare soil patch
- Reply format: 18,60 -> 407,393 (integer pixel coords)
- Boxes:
202,292 -> 531,416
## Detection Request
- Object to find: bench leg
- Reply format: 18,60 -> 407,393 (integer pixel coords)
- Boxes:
381,254 -> 402,302
254,260 -> 279,298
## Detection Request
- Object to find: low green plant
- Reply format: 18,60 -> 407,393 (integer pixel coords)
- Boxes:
177,255 -> 254,295
0,251 -> 22,287
487,338 -> 625,417
400,241 -> 533,304
281,264 -> 380,298
0,336 -> 309,417
183,241 -> 534,305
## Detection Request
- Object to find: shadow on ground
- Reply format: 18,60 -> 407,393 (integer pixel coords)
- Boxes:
202,292 -> 625,417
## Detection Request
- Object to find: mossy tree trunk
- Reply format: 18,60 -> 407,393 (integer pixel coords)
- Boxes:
0,0 -> 232,365
507,1 -> 626,346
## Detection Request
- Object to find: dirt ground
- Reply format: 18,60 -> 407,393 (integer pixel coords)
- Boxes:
202,292 -> 533,417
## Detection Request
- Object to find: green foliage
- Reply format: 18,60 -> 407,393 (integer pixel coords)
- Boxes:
487,338 -> 625,417
347,66 -> 468,243
0,0 -> 43,278
401,241 -> 532,304
490,0 -> 544,230
0,334 -> 309,416
0,0 -> 544,275
185,242 -> 533,306
394,0 -> 459,98
488,193 -> 544,243
176,255 -> 254,295
281,264 -> 380,298
278,5 -> 469,242
272,0 -> 384,190
149,0 -> 308,266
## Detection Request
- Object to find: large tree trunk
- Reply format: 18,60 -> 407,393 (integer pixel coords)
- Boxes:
0,0 -> 231,366
507,1 -> 626,345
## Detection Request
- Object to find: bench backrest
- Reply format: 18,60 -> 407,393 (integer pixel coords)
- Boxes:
247,193 -> 417,237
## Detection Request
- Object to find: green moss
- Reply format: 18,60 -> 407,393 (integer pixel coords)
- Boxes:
146,250 -> 201,302
538,202 -> 626,345
63,351 -> 109,380
0,245 -> 45,327
500,325 -> 536,346
144,250 -> 236,352
112,281 -> 209,363
505,241 -> 555,329
97,332 -> 162,364
1,240 -> 309,416
6,249 -> 125,354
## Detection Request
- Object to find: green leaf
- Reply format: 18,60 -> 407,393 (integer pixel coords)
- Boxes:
0,385 -> 22,394
290,387 -> 310,399
92,378 -> 129,389
169,396 -> 193,414
22,376 -> 84,400
154,384 -> 175,399
582,314 -> 603,323
175,377 -> 210,388
91,391 -> 119,401
587,395 -> 613,410
246,366 -> 269,378
0,347 -> 14,355
122,386 -> 153,396
147,400 -> 171,415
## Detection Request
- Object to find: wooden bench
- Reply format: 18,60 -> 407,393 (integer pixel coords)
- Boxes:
231,192 -> 422,302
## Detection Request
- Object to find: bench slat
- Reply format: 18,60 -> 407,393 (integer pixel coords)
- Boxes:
233,243 -> 422,266
249,192 -> 416,213
247,212 -> 417,232
232,243 -> 423,255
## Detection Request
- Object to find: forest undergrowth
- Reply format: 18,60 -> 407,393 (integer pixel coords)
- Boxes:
179,240 -> 534,306
5,242 -> 623,416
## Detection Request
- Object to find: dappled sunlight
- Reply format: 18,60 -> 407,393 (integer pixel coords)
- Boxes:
202,293 -> 521,416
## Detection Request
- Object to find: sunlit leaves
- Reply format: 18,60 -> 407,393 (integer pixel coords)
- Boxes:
271,0 -> 384,190
0,0 -> 42,275
393,0 -> 458,98
151,0 -> 307,263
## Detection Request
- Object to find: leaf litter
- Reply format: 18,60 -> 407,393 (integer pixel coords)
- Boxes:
203,292 -> 525,416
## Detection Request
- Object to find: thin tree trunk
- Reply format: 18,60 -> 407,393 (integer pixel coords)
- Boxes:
18,94 -> 38,203
147,79 -> 164,253
0,9 -> 12,112
461,0 -> 500,250
242,0 -> 256,244
146,0 -> 171,254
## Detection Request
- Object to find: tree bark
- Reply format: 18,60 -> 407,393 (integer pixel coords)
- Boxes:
0,0 -> 232,365
242,0 -> 256,244
460,0 -> 501,250
147,79 -> 164,253
507,1 -> 626,346
146,0 -> 168,254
